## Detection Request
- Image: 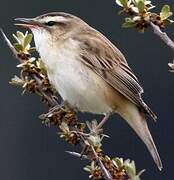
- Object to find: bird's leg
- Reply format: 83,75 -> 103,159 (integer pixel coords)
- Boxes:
96,112 -> 112,131
88,112 -> 112,135
49,100 -> 68,112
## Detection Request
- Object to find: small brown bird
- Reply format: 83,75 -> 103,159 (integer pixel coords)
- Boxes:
15,12 -> 162,170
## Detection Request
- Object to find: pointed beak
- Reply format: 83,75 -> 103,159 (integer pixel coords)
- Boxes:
14,18 -> 41,28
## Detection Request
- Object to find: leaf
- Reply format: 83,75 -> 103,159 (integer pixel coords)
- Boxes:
114,158 -> 124,168
10,75 -> 24,86
115,0 -> 128,7
12,34 -> 20,44
13,43 -> 23,52
16,31 -> 25,41
160,5 -> 173,20
131,6 -> 139,13
28,47 -> 36,53
124,160 -> 136,177
36,59 -> 47,74
122,18 -> 136,28
87,135 -> 102,147
24,33 -> 33,48
137,0 -> 145,13
60,122 -> 69,132
116,0 -> 123,7
168,62 -> 174,70
24,31 -> 29,37
83,166 -> 91,172
132,176 -> 141,180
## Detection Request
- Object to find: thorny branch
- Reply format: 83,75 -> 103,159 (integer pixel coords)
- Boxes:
150,22 -> 174,52
115,0 -> 174,69
2,1 -> 173,179
0,29 -> 57,106
1,30 -> 143,180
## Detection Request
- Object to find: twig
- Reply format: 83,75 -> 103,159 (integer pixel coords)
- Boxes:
0,28 -> 22,62
91,146 -> 112,180
1,29 -> 58,107
2,28 -> 144,179
66,151 -> 88,160
150,22 -> 174,52
77,128 -> 113,180
1,29 -> 118,180
32,75 -> 58,106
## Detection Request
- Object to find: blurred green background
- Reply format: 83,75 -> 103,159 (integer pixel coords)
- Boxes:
0,0 -> 174,179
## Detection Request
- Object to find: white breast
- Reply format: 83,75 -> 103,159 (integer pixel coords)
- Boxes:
33,31 -> 112,114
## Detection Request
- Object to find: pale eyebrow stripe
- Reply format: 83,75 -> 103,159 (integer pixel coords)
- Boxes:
39,12 -> 73,19
40,16 -> 69,23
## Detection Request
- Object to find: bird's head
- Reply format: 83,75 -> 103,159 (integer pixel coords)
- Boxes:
15,12 -> 88,46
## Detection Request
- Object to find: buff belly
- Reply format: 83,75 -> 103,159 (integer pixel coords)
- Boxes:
35,37 -> 122,114
47,57 -> 114,114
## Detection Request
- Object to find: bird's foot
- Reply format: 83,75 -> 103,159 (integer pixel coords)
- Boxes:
48,100 -> 68,112
86,113 -> 112,136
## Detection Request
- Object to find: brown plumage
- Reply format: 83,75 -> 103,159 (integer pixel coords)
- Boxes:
15,12 -> 162,170
74,28 -> 157,121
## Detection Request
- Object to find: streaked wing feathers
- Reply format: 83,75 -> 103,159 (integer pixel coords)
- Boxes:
73,27 -> 157,120
81,49 -> 143,106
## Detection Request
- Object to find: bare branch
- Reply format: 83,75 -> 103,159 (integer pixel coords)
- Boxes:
150,22 -> 174,52
91,146 -> 112,180
0,29 -> 22,62
1,29 -> 143,180
0,29 -> 58,107
66,151 -> 88,160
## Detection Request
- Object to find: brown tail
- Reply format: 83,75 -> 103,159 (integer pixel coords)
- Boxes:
119,103 -> 163,170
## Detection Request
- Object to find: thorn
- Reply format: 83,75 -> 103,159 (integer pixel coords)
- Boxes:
0,28 -> 20,61
65,151 -> 88,160
137,169 -> 146,177
91,146 -> 113,180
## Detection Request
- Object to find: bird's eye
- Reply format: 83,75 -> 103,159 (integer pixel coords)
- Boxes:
45,21 -> 57,26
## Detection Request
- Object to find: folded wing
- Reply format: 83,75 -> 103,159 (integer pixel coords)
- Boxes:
74,27 -> 157,120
